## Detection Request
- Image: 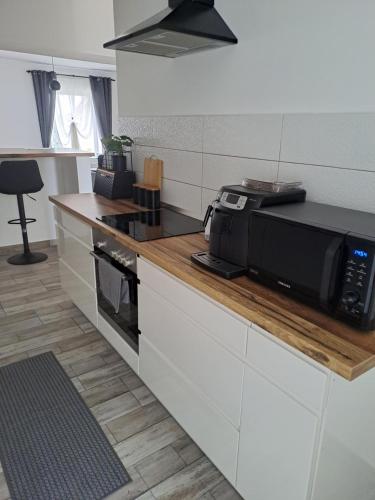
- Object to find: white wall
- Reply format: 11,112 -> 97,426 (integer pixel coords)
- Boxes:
0,52 -> 118,247
119,112 -> 375,219
114,0 -> 375,115
0,0 -> 115,64
114,1 -> 375,220
0,52 -> 118,148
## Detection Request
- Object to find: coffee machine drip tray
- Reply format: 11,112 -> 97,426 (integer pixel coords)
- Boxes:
191,252 -> 247,279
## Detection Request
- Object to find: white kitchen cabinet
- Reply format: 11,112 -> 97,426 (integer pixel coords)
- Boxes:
139,283 -> 244,427
312,370 -> 375,500
59,259 -> 97,327
54,206 -> 93,248
237,366 -> 319,500
56,223 -> 96,289
54,207 -> 97,325
247,325 -> 328,415
138,257 -> 326,497
139,336 -> 239,485
138,258 -> 248,356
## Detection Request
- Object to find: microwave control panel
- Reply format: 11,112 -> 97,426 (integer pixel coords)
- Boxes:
339,242 -> 375,322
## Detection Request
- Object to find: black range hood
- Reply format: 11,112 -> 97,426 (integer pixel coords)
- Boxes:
104,0 -> 238,58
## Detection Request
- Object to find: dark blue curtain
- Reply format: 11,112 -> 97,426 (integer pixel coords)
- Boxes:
89,76 -> 112,140
30,70 -> 57,148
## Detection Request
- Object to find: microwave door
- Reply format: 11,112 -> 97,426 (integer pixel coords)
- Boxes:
249,215 -> 345,307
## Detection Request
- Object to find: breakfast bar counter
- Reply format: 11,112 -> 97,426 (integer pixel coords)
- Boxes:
0,149 -> 94,248
0,148 -> 94,158
49,193 -> 375,381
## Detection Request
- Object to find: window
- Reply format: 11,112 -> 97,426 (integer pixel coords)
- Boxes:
52,76 -> 102,155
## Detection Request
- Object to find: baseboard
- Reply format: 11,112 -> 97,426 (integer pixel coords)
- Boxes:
0,239 -> 55,256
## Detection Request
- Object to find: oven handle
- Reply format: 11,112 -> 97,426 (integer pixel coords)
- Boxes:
90,251 -> 132,282
90,250 -> 101,261
320,237 -> 343,310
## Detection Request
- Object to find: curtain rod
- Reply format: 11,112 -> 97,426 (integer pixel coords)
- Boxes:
26,70 -> 115,82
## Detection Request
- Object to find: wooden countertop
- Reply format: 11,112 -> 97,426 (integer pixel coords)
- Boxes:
0,149 -> 94,159
49,193 -> 375,381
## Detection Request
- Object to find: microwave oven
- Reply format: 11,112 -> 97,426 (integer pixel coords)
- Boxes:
248,202 -> 375,330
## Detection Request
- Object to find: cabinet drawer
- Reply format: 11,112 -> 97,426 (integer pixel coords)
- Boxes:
237,366 -> 318,500
56,225 -> 96,289
138,258 -> 248,356
139,284 -> 244,427
139,336 -> 239,486
247,325 -> 327,414
97,315 -> 139,375
59,259 -> 97,327
54,206 -> 93,248
139,285 -> 244,427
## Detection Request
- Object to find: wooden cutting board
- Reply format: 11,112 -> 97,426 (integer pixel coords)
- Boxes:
144,157 -> 163,189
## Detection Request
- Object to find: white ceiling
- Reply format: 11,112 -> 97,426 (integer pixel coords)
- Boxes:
0,0 -> 116,64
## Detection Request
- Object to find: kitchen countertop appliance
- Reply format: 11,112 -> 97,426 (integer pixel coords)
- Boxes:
191,185 -> 306,279
248,202 -> 375,330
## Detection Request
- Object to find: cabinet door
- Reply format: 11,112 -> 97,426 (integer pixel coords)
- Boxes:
56,224 -> 96,289
59,259 -> 98,327
237,367 -> 318,500
138,258 -> 248,356
139,284 -> 244,427
140,336 -> 239,485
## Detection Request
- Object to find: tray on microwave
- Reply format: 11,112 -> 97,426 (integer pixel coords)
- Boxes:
241,178 -> 303,193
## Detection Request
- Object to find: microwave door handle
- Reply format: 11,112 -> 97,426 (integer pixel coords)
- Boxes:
320,237 -> 343,309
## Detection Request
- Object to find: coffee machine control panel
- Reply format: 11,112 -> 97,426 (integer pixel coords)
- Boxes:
220,192 -> 248,210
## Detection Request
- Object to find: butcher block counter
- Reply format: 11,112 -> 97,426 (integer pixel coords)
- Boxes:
49,193 -> 375,381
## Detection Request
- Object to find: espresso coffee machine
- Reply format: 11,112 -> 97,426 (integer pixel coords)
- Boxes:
191,185 -> 306,279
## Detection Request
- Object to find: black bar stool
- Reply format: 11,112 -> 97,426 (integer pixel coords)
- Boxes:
0,160 -> 48,265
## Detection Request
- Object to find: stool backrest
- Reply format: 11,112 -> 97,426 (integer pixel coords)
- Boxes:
0,160 -> 44,195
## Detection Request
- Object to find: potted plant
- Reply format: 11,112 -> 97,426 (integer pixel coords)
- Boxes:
101,134 -> 134,171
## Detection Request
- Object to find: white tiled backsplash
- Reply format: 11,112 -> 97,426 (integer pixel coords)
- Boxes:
119,113 -> 375,219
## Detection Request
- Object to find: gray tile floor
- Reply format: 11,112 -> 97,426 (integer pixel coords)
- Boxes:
0,246 -> 242,500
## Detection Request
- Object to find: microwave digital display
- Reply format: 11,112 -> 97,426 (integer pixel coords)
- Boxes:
353,249 -> 368,259
226,193 -> 240,204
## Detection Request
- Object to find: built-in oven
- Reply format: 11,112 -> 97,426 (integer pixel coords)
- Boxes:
91,228 -> 139,353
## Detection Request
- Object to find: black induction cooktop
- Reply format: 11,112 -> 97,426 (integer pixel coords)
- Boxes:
97,208 -> 204,242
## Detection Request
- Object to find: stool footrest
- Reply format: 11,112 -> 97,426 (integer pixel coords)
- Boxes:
8,218 -> 36,225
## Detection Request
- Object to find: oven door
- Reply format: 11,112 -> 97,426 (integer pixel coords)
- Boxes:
248,214 -> 345,309
91,250 -> 139,353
